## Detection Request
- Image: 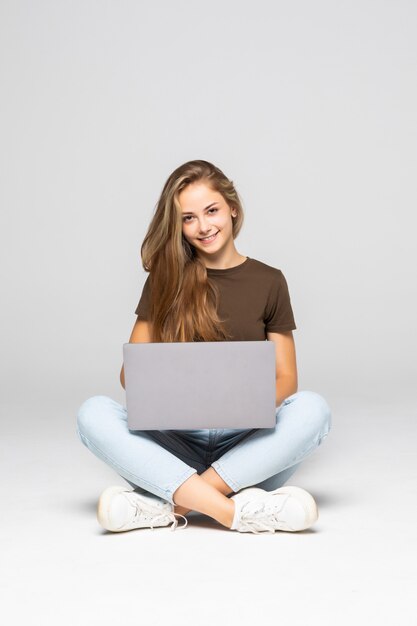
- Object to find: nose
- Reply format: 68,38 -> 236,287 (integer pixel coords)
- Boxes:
198,218 -> 214,235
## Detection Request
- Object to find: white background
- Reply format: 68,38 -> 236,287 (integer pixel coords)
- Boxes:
2,0 -> 416,407
1,1 -> 416,624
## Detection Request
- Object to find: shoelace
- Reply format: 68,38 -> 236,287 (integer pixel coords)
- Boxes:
238,494 -> 293,535
156,512 -> 188,531
130,499 -> 188,531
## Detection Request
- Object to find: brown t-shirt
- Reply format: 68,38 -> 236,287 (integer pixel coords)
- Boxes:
134,256 -> 297,341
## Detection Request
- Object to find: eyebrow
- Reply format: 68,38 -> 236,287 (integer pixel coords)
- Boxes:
181,202 -> 219,216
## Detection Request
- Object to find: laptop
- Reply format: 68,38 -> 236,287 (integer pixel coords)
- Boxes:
123,340 -> 277,430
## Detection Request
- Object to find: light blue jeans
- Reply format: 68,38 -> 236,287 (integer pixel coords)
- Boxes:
76,390 -> 332,505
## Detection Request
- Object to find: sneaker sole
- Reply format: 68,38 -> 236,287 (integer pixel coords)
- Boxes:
97,485 -> 133,532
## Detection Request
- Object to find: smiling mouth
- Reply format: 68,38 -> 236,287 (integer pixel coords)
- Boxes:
198,231 -> 219,243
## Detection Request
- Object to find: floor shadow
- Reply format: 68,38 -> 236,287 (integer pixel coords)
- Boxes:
311,489 -> 347,507
73,498 -> 98,514
184,512 -> 226,531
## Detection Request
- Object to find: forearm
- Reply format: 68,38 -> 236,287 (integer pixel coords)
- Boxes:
276,375 -> 298,408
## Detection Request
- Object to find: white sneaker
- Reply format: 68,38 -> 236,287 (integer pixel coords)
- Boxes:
230,485 -> 318,534
97,486 -> 188,532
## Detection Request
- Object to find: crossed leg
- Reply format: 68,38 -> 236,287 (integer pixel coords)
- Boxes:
173,467 -> 235,528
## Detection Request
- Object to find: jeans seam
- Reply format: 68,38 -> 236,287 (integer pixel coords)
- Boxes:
205,430 -> 216,465
290,429 -> 330,464
211,461 -> 240,492
166,467 -> 198,504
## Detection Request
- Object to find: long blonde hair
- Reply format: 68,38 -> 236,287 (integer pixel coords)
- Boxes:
140,159 -> 245,342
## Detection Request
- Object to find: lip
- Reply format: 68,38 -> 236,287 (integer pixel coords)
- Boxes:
198,231 -> 219,245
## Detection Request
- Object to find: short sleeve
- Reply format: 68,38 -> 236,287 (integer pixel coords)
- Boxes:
134,275 -> 151,320
264,270 -> 297,332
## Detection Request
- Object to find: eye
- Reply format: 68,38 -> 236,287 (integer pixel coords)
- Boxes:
182,208 -> 218,223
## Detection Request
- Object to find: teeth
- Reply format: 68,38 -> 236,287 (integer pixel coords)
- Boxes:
200,232 -> 218,241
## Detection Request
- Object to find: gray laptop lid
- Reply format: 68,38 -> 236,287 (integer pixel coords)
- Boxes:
123,340 -> 276,430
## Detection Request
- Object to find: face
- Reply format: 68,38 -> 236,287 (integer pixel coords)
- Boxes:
179,182 -> 237,257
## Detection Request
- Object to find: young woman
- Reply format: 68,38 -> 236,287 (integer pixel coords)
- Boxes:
76,159 -> 332,535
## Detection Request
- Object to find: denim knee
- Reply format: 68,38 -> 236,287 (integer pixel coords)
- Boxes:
76,395 -> 114,440
300,390 -> 332,440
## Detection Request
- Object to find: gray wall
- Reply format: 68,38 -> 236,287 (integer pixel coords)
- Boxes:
1,0 -> 416,410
